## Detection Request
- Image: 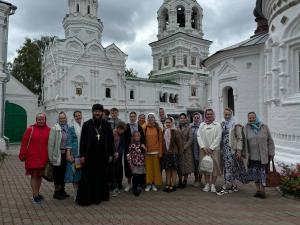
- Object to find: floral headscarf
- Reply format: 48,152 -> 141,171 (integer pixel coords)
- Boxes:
204,108 -> 216,124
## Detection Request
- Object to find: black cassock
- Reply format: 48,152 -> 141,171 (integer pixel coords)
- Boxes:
76,118 -> 114,206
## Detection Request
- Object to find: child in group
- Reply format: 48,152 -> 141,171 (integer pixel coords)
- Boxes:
127,131 -> 146,196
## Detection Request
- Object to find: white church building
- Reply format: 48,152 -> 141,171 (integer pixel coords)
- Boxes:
42,0 -> 211,124
0,0 -> 299,163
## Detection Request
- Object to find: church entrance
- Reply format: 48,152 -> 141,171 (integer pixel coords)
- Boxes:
222,87 -> 235,114
4,101 -> 27,143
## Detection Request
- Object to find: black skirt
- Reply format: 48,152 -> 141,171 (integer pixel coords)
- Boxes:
161,154 -> 179,170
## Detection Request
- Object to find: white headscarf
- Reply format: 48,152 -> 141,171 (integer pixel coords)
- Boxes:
71,118 -> 83,155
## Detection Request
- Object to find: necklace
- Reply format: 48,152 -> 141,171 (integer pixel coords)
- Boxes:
94,120 -> 102,141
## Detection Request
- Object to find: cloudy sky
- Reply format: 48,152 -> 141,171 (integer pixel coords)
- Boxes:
7,0 -> 256,77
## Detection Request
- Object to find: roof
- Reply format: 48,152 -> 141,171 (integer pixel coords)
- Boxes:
125,76 -> 180,85
0,1 -> 17,9
204,32 -> 268,63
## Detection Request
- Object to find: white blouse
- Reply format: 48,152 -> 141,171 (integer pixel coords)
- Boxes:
197,121 -> 222,151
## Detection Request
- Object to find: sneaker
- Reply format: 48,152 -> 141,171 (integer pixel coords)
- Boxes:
211,184 -> 216,193
145,184 -> 152,192
32,196 -> 42,204
112,188 -> 119,197
230,185 -> 239,192
124,184 -> 132,192
203,184 -> 210,192
152,184 -> 158,192
193,181 -> 200,188
216,187 -> 229,196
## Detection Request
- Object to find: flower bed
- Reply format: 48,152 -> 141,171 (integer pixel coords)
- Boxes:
278,163 -> 300,199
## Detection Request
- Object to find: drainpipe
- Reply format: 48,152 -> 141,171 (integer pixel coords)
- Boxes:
1,4 -> 17,139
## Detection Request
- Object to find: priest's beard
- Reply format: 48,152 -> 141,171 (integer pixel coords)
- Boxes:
93,112 -> 103,126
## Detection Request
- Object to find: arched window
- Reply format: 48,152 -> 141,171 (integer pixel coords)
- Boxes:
87,5 -> 90,14
177,6 -> 185,28
161,8 -> 169,31
158,58 -> 162,70
105,88 -> 111,98
191,56 -> 196,65
228,87 -> 235,114
174,94 -> 179,103
172,56 -> 176,67
76,4 -> 80,13
191,7 -> 200,29
164,56 -> 169,66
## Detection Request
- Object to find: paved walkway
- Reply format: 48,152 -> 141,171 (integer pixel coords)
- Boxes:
0,146 -> 299,225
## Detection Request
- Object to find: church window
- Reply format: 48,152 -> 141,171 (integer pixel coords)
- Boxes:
199,59 -> 202,68
158,58 -> 162,70
130,90 -> 134,100
191,56 -> 196,66
105,88 -> 111,98
76,87 -> 82,96
191,87 -> 197,97
184,55 -> 188,67
172,56 -> 176,67
177,6 -> 185,28
76,4 -> 80,12
162,8 -> 169,31
88,5 -> 91,14
174,94 -> 179,103
191,7 -> 199,29
164,56 -> 169,66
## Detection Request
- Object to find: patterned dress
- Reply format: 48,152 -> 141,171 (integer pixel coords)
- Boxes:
178,125 -> 194,176
221,122 -> 247,184
65,126 -> 82,183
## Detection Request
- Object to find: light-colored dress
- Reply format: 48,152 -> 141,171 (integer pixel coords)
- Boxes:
65,126 -> 82,183
197,121 -> 222,176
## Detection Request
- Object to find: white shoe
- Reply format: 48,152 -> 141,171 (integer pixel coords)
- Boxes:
145,184 -> 152,192
193,181 -> 200,187
211,184 -> 216,193
152,184 -> 158,192
112,188 -> 119,197
124,184 -> 132,192
203,184 -> 210,192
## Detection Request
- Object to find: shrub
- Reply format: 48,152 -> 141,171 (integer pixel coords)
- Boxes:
279,163 -> 300,198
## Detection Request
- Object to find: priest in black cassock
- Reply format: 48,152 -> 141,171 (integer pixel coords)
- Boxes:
76,104 -> 114,206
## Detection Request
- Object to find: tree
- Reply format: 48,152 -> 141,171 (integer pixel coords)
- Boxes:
125,68 -> 138,77
10,36 -> 55,103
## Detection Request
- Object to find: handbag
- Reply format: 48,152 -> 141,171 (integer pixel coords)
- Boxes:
199,155 -> 214,173
42,161 -> 54,182
266,159 -> 281,187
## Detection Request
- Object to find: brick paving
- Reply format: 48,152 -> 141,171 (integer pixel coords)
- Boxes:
0,146 -> 300,225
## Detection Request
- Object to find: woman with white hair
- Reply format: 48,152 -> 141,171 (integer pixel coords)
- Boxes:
143,113 -> 163,191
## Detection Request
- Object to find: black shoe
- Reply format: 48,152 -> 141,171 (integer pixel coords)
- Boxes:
37,194 -> 44,201
53,192 -> 66,200
133,187 -> 141,196
61,190 -> 70,198
254,191 -> 262,198
163,186 -> 170,192
177,181 -> 183,189
182,180 -> 187,189
167,186 -> 176,193
260,192 -> 266,199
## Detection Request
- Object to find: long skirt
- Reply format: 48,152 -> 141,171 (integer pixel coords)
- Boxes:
145,154 -> 162,185
178,148 -> 194,176
247,160 -> 267,186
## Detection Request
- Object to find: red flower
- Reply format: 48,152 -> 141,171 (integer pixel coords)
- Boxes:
297,164 -> 300,170
291,172 -> 299,178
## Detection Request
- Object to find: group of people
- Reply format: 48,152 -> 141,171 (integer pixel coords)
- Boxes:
19,104 -> 275,206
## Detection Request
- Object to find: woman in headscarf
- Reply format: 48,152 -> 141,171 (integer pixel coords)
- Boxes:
143,113 -> 163,191
190,112 -> 203,187
243,112 -> 275,199
48,112 -> 70,200
217,108 -> 244,196
161,117 -> 183,192
64,111 -> 83,196
19,113 -> 50,203
177,113 -> 194,188
197,108 -> 222,193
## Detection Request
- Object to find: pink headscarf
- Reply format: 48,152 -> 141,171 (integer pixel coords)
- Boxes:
204,108 -> 215,124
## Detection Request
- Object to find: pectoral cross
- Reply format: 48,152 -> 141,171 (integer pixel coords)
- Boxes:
96,134 -> 101,141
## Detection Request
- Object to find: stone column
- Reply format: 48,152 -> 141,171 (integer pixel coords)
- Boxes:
0,2 -> 16,152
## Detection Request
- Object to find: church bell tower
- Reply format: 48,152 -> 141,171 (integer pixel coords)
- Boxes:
63,0 -> 103,43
